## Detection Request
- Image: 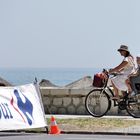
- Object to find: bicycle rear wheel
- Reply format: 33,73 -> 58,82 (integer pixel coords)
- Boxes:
126,95 -> 140,118
85,89 -> 111,117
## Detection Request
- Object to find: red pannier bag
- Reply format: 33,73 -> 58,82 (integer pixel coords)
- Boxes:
92,72 -> 106,87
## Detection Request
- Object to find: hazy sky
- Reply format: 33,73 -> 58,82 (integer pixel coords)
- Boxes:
0,0 -> 140,68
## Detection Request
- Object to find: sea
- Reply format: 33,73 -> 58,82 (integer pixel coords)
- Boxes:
0,68 -> 102,86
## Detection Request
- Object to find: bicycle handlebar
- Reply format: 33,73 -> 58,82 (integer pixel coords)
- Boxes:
102,69 -> 121,78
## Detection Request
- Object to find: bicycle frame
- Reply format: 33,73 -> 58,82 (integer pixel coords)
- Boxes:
100,72 -> 123,108
100,84 -> 118,109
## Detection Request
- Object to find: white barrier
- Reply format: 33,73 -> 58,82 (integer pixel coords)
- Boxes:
0,83 -> 47,131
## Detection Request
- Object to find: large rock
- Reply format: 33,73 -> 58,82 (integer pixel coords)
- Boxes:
0,77 -> 12,86
65,76 -> 93,89
39,79 -> 58,87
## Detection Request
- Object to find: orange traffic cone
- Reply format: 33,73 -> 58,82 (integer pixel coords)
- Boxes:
49,116 -> 61,134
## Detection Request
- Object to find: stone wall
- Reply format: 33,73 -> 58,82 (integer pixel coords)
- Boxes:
40,87 -> 121,115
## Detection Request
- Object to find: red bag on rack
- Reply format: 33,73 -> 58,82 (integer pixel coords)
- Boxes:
92,72 -> 106,87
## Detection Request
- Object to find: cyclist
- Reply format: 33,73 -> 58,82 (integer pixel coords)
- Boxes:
126,54 -> 140,95
135,54 -> 140,69
108,45 -> 136,100
130,54 -> 140,75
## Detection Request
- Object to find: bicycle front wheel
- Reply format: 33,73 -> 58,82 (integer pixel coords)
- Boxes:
85,89 -> 111,117
126,95 -> 140,118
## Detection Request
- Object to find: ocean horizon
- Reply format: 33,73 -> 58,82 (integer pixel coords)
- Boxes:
0,67 -> 102,86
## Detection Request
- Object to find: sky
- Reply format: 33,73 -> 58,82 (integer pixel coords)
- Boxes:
0,0 -> 140,68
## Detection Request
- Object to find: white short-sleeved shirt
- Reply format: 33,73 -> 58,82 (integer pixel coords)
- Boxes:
111,56 -> 136,91
120,56 -> 136,75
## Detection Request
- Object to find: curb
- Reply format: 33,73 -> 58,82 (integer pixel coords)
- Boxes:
61,130 -> 140,136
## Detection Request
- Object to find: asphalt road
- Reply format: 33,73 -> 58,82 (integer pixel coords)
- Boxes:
0,133 -> 139,140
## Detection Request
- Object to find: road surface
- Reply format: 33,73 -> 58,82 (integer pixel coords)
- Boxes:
0,133 -> 139,140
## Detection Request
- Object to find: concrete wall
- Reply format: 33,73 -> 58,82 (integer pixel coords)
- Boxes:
40,87 -> 126,115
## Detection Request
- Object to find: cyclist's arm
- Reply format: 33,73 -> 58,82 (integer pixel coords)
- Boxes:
109,61 -> 128,74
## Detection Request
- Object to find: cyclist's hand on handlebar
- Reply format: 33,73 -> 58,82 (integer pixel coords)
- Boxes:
108,69 -> 120,76
108,69 -> 112,73
102,69 -> 108,73
108,68 -> 117,75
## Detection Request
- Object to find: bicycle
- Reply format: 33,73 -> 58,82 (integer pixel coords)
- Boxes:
85,69 -> 140,118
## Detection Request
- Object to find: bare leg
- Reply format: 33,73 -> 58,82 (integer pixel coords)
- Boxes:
111,81 -> 119,98
125,79 -> 132,94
